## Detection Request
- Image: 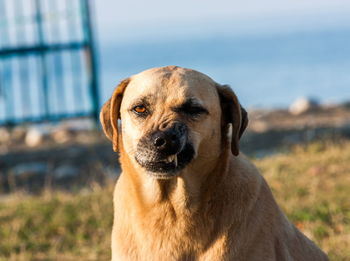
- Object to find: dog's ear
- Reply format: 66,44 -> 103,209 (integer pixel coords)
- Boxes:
216,84 -> 248,156
100,78 -> 130,152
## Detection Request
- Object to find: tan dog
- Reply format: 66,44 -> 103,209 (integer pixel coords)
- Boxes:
100,66 -> 328,261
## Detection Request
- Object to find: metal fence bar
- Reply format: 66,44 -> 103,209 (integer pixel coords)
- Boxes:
81,0 -> 99,121
68,0 -> 83,114
33,0 -> 49,118
0,42 -> 88,57
48,0 -> 67,115
0,0 -> 14,123
0,1 -> 5,113
0,0 -> 11,47
15,0 -> 30,119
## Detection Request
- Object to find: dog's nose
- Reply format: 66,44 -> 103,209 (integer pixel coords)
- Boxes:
152,123 -> 186,154
153,132 -> 177,149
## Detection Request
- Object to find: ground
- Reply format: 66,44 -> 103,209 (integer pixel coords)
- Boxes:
0,141 -> 349,261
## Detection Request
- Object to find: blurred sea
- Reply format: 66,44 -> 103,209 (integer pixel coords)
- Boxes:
100,28 -> 350,108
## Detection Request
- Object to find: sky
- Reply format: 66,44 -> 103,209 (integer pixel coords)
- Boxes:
94,0 -> 350,43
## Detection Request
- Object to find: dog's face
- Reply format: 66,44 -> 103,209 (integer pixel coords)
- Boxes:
120,67 -> 222,178
100,66 -> 248,179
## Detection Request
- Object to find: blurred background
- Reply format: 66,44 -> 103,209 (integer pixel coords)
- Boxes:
96,0 -> 350,108
0,0 -> 349,260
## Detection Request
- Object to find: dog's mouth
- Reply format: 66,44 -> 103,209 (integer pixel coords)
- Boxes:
135,143 -> 195,178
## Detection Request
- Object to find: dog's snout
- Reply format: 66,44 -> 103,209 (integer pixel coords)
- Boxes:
151,123 -> 187,154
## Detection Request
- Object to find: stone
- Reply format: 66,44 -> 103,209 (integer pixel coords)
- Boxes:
24,125 -> 52,147
51,129 -> 73,144
289,97 -> 319,115
0,128 -> 10,144
25,128 -> 44,147
11,126 -> 26,142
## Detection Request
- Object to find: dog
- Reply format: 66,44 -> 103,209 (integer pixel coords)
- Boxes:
100,66 -> 328,261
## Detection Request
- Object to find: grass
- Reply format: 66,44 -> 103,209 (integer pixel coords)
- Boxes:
0,141 -> 349,260
256,142 -> 350,261
0,186 -> 114,260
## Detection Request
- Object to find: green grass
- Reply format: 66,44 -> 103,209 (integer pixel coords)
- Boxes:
1,142 -> 349,260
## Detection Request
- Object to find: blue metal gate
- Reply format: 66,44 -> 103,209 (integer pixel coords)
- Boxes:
0,0 -> 99,125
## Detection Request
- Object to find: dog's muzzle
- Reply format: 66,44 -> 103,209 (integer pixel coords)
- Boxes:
135,122 -> 195,177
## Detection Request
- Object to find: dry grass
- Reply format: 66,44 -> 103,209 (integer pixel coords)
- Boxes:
0,185 -> 114,261
0,141 -> 349,260
256,142 -> 350,261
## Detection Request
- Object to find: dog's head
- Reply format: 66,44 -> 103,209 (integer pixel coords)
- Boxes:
100,66 -> 248,179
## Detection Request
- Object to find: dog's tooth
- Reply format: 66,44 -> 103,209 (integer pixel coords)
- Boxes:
167,155 -> 173,163
174,155 -> 178,167
165,155 -> 178,165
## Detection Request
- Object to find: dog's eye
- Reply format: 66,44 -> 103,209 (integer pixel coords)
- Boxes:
133,105 -> 148,115
184,106 -> 207,115
175,105 -> 209,117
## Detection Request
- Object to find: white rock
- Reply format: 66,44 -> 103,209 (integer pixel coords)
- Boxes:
25,125 -> 52,147
289,97 -> 319,115
25,128 -> 44,147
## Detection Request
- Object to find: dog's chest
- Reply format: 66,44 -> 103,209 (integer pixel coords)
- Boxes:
113,205 -> 232,261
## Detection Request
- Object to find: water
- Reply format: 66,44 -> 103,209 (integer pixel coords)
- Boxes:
1,28 -> 349,123
99,29 -> 350,108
